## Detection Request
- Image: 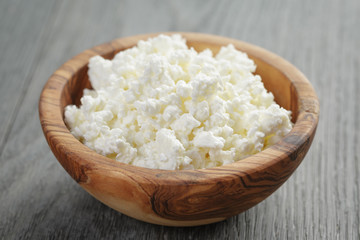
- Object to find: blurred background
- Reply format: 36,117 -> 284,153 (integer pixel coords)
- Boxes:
0,0 -> 359,239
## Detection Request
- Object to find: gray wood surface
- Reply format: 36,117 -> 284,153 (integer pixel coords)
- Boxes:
0,0 -> 359,239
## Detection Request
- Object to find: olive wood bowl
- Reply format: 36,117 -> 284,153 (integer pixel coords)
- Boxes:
39,32 -> 319,226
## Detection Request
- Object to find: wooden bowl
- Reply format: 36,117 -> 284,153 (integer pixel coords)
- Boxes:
39,32 -> 319,226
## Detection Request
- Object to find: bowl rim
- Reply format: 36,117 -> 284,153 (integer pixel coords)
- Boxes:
39,32 -> 319,185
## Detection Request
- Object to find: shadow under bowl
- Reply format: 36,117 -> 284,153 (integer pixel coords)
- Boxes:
39,32 -> 319,226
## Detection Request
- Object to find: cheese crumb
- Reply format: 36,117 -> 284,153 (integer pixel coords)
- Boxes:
64,34 -> 293,170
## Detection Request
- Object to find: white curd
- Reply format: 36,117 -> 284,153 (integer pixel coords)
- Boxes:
65,34 -> 293,170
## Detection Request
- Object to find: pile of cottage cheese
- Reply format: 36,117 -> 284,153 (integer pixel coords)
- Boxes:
65,34 -> 293,170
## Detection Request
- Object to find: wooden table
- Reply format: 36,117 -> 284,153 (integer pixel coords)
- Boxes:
1,0 -> 359,239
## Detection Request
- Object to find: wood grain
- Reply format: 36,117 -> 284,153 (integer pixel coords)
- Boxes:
39,33 -> 319,226
0,0 -> 359,238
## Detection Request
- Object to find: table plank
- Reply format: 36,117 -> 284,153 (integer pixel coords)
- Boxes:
0,0 -> 58,154
0,0 -> 359,239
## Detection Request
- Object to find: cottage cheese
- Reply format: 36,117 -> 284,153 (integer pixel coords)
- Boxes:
64,34 -> 293,170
